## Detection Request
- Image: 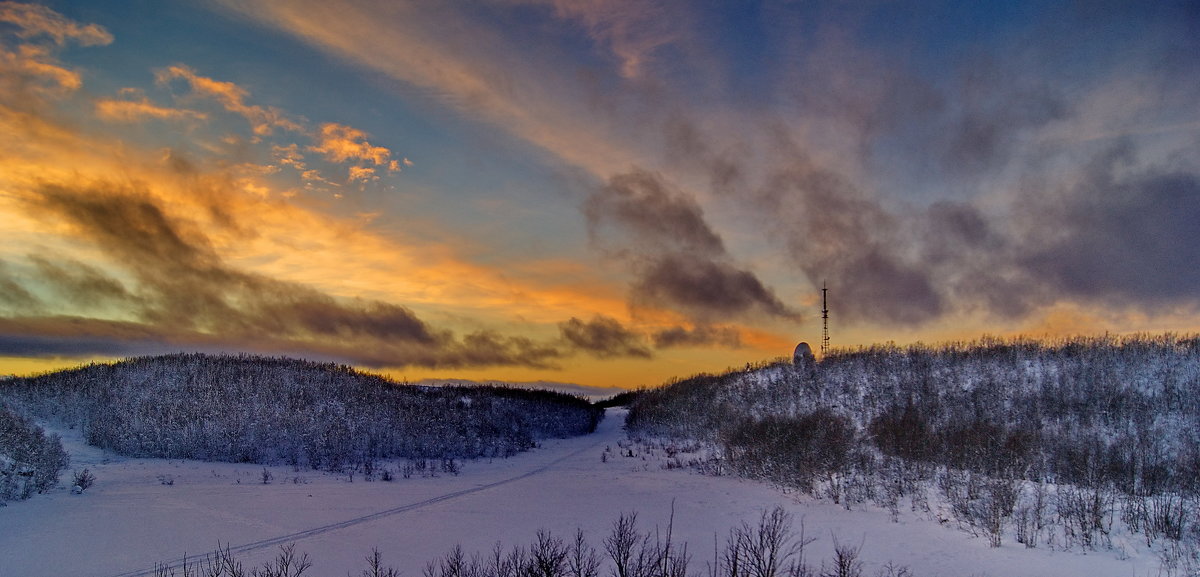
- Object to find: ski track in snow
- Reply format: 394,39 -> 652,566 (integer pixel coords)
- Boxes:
103,436 -> 606,577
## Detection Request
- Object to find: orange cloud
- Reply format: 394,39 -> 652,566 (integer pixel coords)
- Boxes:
95,95 -> 206,123
1,3 -> 767,385
0,44 -> 81,93
272,144 -> 306,169
156,64 -> 303,135
0,2 -> 113,47
310,122 -> 396,167
347,165 -> 376,182
2,70 -> 633,360
0,3 -> 112,102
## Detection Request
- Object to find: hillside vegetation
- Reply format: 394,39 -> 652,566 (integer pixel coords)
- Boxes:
0,402 -> 69,501
627,334 -> 1200,559
0,353 -> 602,473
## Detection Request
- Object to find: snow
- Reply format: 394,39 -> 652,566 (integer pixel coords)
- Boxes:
0,410 -> 1148,577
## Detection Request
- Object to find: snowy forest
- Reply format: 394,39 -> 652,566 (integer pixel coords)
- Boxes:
626,334 -> 1200,563
0,353 -> 602,487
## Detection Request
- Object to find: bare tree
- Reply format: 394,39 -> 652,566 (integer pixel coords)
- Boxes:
820,535 -> 862,577
360,548 -> 401,577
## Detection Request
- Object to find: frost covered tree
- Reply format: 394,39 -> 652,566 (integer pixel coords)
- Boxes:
0,403 -> 69,500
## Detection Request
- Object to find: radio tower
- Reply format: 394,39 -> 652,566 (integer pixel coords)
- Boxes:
821,281 -> 830,357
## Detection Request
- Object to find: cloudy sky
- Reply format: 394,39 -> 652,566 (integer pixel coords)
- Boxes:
1,1 -> 1198,388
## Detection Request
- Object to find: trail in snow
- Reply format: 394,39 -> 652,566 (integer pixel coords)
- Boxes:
105,433 -> 606,577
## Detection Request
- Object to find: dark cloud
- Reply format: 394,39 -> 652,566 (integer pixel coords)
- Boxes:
633,253 -> 800,322
938,61 -> 1069,176
27,254 -> 134,308
913,202 -> 1025,319
638,4 -> 1193,331
662,115 -> 743,194
558,315 -> 652,359
8,181 -> 568,369
821,248 -> 944,326
652,323 -> 742,349
37,184 -> 219,273
586,168 -> 724,255
558,315 -> 745,355
0,331 -> 163,358
921,202 -> 996,257
661,113 -> 986,327
453,331 -> 565,370
0,316 -> 199,358
771,137 -> 1200,325
586,168 -> 800,324
673,2 -> 1200,327
0,333 -> 143,358
1019,148 -> 1200,305
758,146 -> 945,326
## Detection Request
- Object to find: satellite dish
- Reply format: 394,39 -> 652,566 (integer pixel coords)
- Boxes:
793,342 -> 815,366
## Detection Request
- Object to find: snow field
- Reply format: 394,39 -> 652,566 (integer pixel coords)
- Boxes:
0,410 -> 1144,577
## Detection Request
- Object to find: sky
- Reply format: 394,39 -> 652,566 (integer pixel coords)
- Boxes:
1,1 -> 1198,389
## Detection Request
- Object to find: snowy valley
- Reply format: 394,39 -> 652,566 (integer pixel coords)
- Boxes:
3,340 -> 1199,577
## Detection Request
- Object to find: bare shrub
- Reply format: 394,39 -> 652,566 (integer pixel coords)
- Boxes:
722,411 -> 855,495
978,479 -> 1019,548
1056,484 -> 1116,550
154,543 -> 310,577
152,512 -> 926,577
73,468 -> 96,492
711,507 -> 815,577
1014,481 -> 1048,548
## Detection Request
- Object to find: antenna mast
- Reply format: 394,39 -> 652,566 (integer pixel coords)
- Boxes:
821,281 -> 829,357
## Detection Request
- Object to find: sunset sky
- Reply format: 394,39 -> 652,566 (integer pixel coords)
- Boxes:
1,1 -> 1198,389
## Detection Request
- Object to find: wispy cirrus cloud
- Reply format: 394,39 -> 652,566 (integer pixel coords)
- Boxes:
212,1 -> 643,178
533,0 -> 683,79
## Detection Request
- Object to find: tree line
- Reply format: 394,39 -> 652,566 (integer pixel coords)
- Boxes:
0,353 -> 603,476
